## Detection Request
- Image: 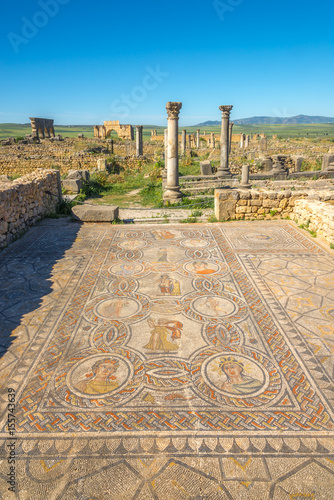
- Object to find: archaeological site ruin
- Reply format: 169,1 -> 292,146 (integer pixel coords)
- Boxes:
0,101 -> 334,499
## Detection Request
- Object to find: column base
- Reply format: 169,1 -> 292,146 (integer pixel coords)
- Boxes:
163,185 -> 183,203
240,183 -> 251,189
217,170 -> 232,178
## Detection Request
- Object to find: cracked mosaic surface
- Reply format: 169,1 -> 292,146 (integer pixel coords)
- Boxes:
0,219 -> 333,498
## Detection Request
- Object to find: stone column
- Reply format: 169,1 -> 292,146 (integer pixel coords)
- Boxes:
181,130 -> 186,155
259,136 -> 267,153
29,118 -> 38,139
196,129 -> 200,148
245,135 -> 250,148
135,125 -> 143,157
164,128 -> 168,174
218,105 -> 233,178
240,134 -> 245,149
188,134 -> 192,148
229,122 -> 234,153
163,102 -> 183,202
211,133 -> 215,149
240,164 -> 251,188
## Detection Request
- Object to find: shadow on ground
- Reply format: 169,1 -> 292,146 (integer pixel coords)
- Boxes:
0,217 -> 81,358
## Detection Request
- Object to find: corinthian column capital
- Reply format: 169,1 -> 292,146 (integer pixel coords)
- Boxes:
166,102 -> 182,120
219,105 -> 233,118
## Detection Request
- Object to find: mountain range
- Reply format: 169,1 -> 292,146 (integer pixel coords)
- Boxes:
195,115 -> 334,126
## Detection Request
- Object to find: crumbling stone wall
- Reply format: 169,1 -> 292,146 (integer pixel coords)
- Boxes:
0,169 -> 61,249
292,199 -> 334,245
215,188 -> 334,223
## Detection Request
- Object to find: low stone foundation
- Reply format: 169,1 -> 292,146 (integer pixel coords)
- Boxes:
0,169 -> 61,249
215,188 -> 334,246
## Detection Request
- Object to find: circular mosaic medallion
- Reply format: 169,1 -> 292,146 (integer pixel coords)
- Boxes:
85,294 -> 150,325
181,239 -> 210,249
97,298 -> 140,319
182,292 -> 247,323
108,262 -> 144,277
184,260 -> 221,276
191,347 -> 282,407
118,240 -> 146,251
70,354 -> 131,396
54,348 -> 145,406
192,296 -> 236,317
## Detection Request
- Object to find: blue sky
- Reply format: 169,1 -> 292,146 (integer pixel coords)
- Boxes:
1,0 -> 333,126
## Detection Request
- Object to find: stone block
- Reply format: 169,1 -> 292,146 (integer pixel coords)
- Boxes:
292,156 -> 304,172
236,206 -> 247,214
0,175 -> 11,182
200,161 -> 213,176
97,159 -> 108,171
62,179 -> 83,194
263,199 -> 279,208
322,154 -> 334,171
215,189 -> 238,220
67,170 -> 90,181
71,205 -> 119,222
279,199 -> 289,210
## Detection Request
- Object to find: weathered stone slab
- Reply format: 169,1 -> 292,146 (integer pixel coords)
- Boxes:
71,205 -> 119,222
62,178 -> 83,193
200,160 -> 213,176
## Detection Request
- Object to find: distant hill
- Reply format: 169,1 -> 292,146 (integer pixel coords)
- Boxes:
195,115 -> 334,126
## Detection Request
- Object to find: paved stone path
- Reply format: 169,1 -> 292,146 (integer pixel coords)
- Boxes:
0,218 -> 334,499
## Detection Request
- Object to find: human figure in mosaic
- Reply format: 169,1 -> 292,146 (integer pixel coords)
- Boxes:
75,358 -> 119,395
144,318 -> 183,351
159,275 -> 181,296
157,248 -> 168,262
191,261 -> 216,275
119,263 -> 141,276
154,230 -> 177,240
203,296 -> 225,315
219,357 -> 263,395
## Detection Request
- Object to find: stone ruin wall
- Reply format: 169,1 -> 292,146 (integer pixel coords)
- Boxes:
0,170 -> 61,249
30,118 -> 55,139
94,121 -> 134,140
215,188 -> 334,245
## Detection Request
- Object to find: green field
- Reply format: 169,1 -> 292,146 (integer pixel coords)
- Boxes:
1,123 -> 334,141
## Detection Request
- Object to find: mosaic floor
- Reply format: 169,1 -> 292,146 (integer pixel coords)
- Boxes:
0,219 -> 334,499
